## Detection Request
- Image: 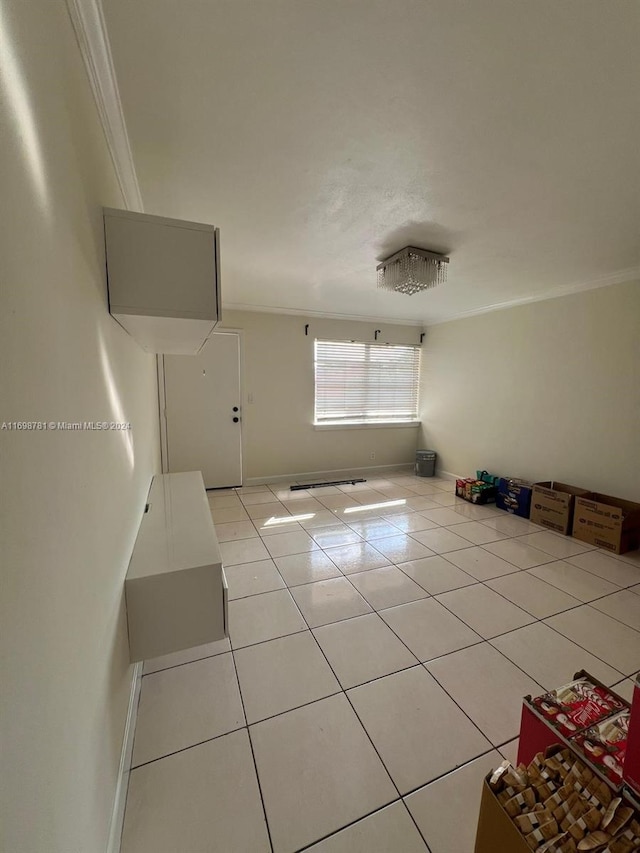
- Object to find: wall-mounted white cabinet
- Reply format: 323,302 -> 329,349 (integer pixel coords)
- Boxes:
125,471 -> 228,662
104,208 -> 221,354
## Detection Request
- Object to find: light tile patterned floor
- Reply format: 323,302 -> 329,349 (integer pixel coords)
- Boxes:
121,471 -> 640,853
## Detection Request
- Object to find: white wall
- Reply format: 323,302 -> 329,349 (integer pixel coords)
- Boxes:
221,311 -> 422,481
0,3 -> 159,852
418,280 -> 640,500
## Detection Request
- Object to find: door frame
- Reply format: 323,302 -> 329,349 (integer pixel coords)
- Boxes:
156,327 -> 245,487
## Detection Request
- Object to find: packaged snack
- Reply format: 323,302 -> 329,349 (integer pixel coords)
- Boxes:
538,834 -> 569,852
482,749 -> 640,853
601,799 -> 623,829
555,837 -> 578,853
455,476 -> 498,504
534,780 -> 558,801
515,806 -> 554,834
576,830 -> 612,849
532,679 -> 626,738
572,711 -> 630,787
553,791 -> 588,823
525,819 -> 559,849
605,805 -> 634,836
545,754 -> 571,780
579,776 -> 614,810
505,788 -> 537,816
503,765 -> 530,792
565,807 -> 603,840
489,759 -> 511,789
605,837 -> 637,853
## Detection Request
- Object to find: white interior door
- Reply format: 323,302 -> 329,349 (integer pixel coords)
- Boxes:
163,332 -> 242,488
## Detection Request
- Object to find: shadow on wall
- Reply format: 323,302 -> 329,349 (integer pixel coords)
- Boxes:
376,220 -> 460,262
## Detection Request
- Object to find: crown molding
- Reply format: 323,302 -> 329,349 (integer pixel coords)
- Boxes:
226,267 -> 638,329
66,0 -> 143,211
223,302 -> 425,327
425,267 -> 640,327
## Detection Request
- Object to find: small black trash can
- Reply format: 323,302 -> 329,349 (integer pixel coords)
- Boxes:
415,449 -> 437,477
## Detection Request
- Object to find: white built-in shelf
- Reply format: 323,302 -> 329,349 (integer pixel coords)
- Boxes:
125,471 -> 227,662
104,208 -> 221,354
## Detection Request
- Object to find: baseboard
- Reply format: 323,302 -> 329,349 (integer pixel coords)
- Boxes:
244,462 -> 413,487
106,661 -> 143,853
435,469 -> 460,483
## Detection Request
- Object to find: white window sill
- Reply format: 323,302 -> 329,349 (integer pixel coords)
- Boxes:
313,420 -> 421,431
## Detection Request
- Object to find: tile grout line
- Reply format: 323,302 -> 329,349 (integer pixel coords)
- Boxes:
228,525 -> 440,851
223,538 -> 638,612
148,479 -> 639,850
299,566 -> 511,803
279,574 -> 435,853
128,722 -> 248,772
228,648 -> 276,853
225,584 -> 637,670
217,514 -> 638,696
225,549 -> 638,650
426,581 -> 632,688
229,537 -> 418,852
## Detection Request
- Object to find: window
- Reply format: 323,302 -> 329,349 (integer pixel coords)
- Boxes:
314,340 -> 420,425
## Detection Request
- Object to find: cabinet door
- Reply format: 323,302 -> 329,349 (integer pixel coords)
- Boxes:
164,332 -> 242,488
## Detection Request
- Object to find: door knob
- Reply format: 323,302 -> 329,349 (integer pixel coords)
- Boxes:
233,417 -> 240,423
233,406 -> 239,412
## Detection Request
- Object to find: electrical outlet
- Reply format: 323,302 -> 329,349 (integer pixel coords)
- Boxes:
369,451 -> 376,460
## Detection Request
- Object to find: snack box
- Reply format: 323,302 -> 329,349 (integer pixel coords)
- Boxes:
572,710 -> 630,787
475,773 -> 529,853
519,673 -> 627,766
496,477 -> 534,518
624,675 -> 640,797
455,477 -> 497,504
532,678 -> 626,737
476,745 -> 640,853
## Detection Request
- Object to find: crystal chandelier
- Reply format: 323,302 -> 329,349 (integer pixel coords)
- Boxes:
377,247 -> 449,295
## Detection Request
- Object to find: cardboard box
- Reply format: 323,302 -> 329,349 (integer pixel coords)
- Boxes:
475,775 -> 529,853
529,482 -> 589,535
572,492 -> 640,555
518,672 -> 627,766
476,745 -> 640,853
518,702 -> 564,766
625,674 -> 640,797
496,478 -> 533,518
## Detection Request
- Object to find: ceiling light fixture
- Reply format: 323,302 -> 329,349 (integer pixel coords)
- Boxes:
377,247 -> 449,296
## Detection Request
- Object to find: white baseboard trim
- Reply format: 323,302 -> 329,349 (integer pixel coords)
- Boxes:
244,462 -> 413,486
435,469 -> 461,483
106,661 -> 143,853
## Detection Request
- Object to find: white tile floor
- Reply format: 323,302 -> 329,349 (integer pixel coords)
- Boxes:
121,471 -> 640,853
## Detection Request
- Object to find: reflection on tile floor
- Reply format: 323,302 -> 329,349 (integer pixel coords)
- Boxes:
121,470 -> 640,853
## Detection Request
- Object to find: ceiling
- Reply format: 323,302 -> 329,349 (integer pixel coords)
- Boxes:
102,0 -> 640,325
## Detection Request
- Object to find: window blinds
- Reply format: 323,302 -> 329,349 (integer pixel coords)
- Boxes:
314,340 -> 420,424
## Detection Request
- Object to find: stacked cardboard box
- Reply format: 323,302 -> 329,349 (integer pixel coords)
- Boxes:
572,494 -> 640,555
530,483 -> 590,535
